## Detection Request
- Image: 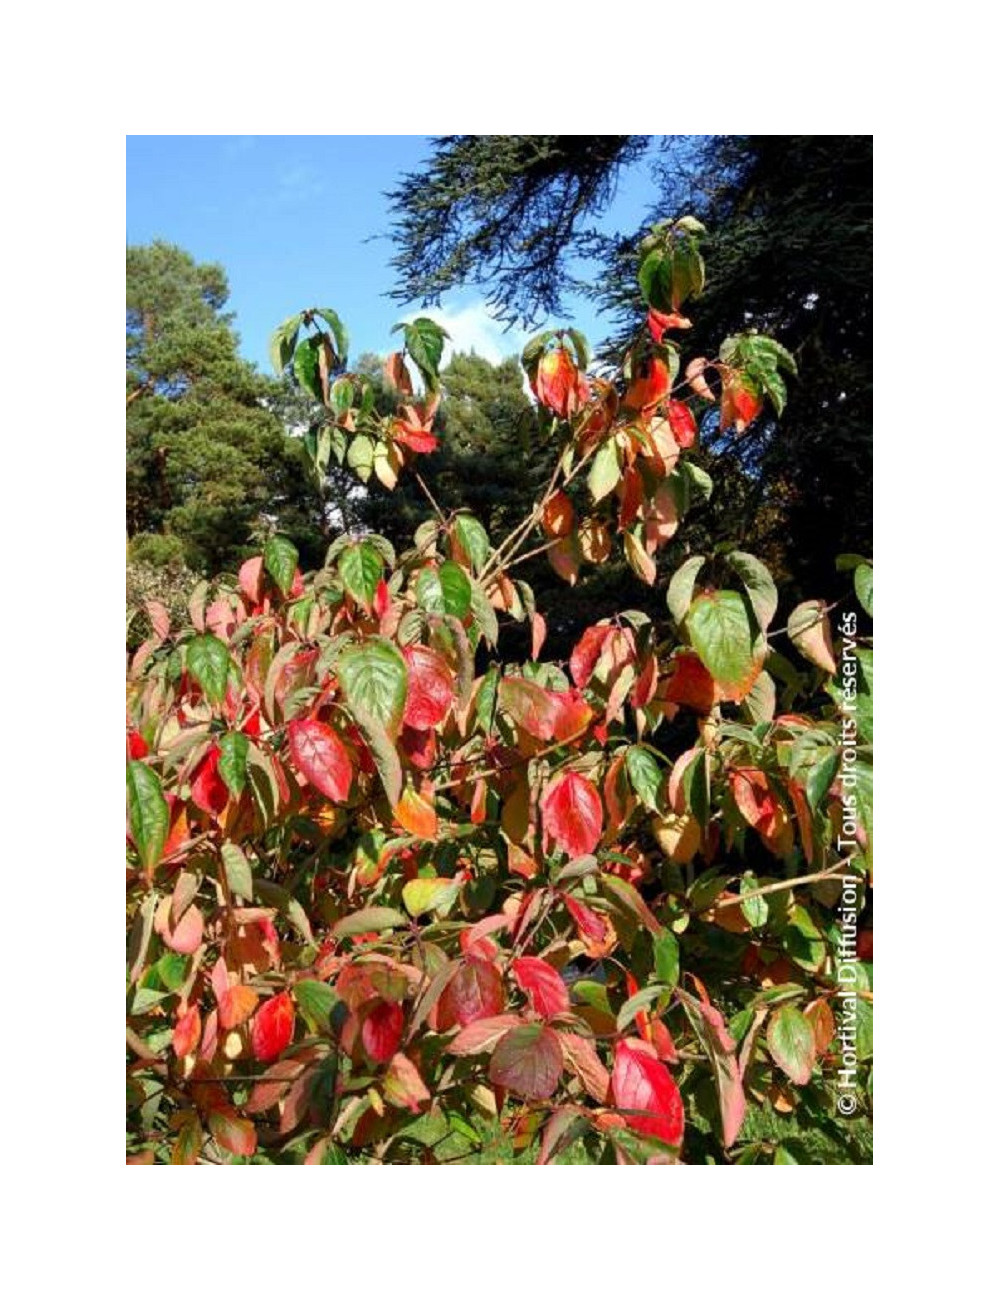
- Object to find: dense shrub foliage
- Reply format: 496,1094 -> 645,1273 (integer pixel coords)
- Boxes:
126,220 -> 873,1165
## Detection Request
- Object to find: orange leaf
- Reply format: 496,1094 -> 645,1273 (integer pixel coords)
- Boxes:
218,984 -> 260,1031
394,787 -> 438,840
172,1005 -> 202,1058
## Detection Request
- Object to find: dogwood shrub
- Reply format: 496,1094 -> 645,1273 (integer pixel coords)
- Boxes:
126,219 -> 873,1165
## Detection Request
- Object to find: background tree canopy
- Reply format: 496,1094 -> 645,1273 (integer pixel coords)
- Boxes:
388,135 -> 872,594
126,242 -> 323,573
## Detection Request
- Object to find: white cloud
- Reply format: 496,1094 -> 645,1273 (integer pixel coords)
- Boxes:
401,300 -> 531,367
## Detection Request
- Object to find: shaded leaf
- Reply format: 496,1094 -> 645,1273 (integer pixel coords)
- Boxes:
489,1023 -> 563,1100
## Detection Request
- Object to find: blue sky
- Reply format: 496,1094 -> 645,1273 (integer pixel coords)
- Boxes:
126,136 -> 663,373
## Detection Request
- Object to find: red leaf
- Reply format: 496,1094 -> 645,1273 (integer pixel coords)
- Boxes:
650,1017 -> 680,1064
191,745 -> 228,817
439,957 -> 504,1029
548,688 -> 593,742
173,1005 -> 201,1058
206,599 -> 236,641
251,991 -> 295,1062
563,894 -> 614,956
400,725 -> 437,770
664,651 -> 716,715
239,555 -> 264,603
720,372 -> 763,433
612,1040 -> 684,1148
489,1023 -> 563,1100
402,644 -> 453,730
361,1001 -> 404,1064
542,771 -> 603,858
532,348 -> 589,419
647,308 -> 692,342
287,719 -> 353,804
570,625 -> 612,688
512,956 -> 570,1019
666,399 -> 698,449
127,729 -> 148,760
624,355 -> 671,411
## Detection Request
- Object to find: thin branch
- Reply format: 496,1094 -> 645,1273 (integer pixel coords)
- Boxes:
707,859 -> 860,912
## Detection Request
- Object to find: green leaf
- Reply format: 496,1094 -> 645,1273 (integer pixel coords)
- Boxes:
685,590 -> 759,692
566,328 -> 590,371
156,951 -> 187,992
855,564 -> 873,616
616,984 -> 667,1033
264,535 -> 299,597
269,313 -> 301,374
625,746 -> 662,812
346,433 -> 375,482
469,582 -> 499,646
127,761 -> 169,872
652,930 -> 680,993
349,703 -> 402,807
677,460 -> 713,504
293,335 -> 325,403
683,748 -> 711,827
520,331 -> 555,372
331,907 -> 408,940
806,751 -> 839,811
758,368 -> 787,416
400,317 -> 449,387
186,634 -> 230,705
726,551 -> 778,631
337,637 -> 408,736
453,514 -> 490,573
314,308 -> 349,362
365,534 -> 397,568
781,905 -> 826,973
132,986 -> 171,1015
126,759 -> 167,873
588,440 -> 620,504
220,843 -> 253,900
330,377 -> 353,418
402,877 -> 459,917
338,542 -> 383,608
667,555 -> 705,625
292,979 -> 340,1034
744,670 -> 776,724
638,247 -> 674,311
416,562 -> 472,619
766,1005 -> 816,1085
739,873 -> 768,928
217,731 -> 249,798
